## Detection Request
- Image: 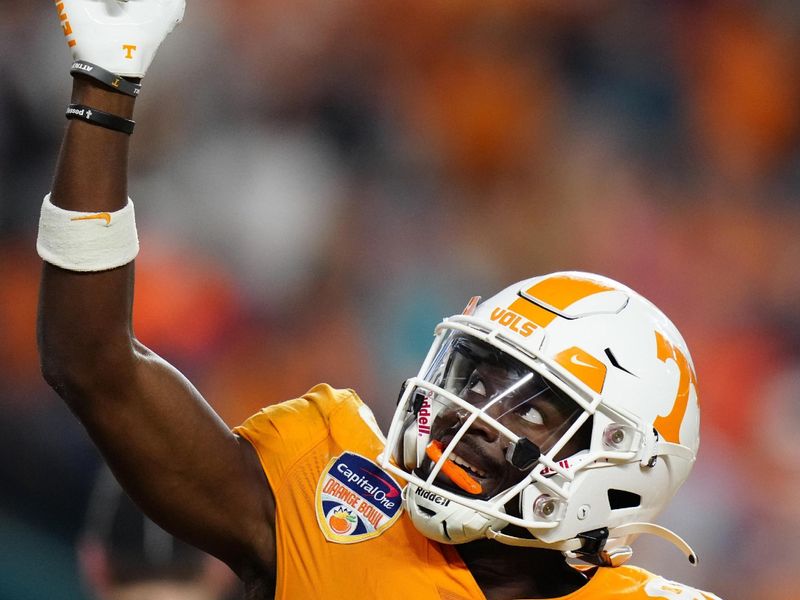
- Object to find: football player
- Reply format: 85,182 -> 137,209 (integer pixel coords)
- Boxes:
38,2 -> 721,599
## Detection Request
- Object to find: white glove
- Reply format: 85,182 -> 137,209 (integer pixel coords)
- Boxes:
55,0 -> 186,78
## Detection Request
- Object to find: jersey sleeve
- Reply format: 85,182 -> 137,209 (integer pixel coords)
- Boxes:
232,383 -> 360,490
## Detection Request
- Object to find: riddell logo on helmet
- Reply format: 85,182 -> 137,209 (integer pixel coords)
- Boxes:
55,1 -> 76,48
539,458 -> 571,477
417,397 -> 432,435
415,486 -> 450,506
490,308 -> 537,337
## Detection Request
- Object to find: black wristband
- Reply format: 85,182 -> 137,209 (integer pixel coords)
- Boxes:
66,104 -> 136,135
70,60 -> 141,98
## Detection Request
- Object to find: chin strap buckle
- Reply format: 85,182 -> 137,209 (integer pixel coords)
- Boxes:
574,528 -> 635,568
575,528 -> 608,557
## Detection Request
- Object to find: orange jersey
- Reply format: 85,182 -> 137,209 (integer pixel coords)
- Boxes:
234,384 -> 721,600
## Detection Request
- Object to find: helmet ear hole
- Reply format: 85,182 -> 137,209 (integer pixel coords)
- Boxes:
607,489 -> 641,510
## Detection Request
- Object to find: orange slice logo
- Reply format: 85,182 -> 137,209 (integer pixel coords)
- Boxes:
328,508 -> 357,534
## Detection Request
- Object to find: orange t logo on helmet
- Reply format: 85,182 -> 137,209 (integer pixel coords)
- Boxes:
653,331 -> 698,445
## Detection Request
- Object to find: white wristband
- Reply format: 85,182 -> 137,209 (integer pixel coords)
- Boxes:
37,193 -> 139,272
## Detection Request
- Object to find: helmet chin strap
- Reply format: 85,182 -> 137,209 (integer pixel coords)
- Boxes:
484,522 -> 697,567
485,528 -> 583,552
607,522 -> 698,565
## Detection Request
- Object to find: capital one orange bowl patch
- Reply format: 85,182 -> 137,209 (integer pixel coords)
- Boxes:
315,452 -> 404,543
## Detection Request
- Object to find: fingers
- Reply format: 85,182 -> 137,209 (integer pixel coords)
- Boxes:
55,0 -> 187,78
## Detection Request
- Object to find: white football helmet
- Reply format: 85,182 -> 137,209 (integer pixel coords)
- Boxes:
379,272 -> 701,566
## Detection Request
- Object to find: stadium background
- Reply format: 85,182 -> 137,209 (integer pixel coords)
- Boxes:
2,1 -> 800,598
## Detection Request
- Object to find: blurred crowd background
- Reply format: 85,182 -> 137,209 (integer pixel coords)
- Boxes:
2,1 -> 800,598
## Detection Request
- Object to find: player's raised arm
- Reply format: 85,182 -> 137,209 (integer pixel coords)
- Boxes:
37,0 -> 276,581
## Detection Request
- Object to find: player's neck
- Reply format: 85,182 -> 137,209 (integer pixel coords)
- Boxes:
457,539 -> 589,600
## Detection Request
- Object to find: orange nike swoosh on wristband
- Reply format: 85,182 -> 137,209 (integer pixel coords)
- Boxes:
70,213 -> 112,225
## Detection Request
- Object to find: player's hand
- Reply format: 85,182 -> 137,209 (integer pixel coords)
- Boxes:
55,0 -> 186,78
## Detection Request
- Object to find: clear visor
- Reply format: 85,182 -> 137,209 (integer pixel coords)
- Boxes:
392,331 -> 589,500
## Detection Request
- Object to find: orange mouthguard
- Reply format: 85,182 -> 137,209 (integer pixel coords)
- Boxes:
426,440 -> 483,495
